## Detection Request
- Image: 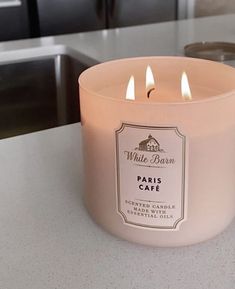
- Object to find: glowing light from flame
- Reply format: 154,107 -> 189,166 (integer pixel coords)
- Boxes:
181,72 -> 192,100
146,65 -> 155,91
145,65 -> 156,98
126,75 -> 135,100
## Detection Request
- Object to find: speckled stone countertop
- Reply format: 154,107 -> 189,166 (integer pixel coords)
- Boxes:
0,123 -> 234,289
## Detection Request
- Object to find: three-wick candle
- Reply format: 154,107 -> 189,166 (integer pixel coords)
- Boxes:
79,57 -> 235,247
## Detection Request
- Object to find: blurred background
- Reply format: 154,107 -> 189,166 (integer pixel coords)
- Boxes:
0,0 -> 235,42
0,0 -> 235,139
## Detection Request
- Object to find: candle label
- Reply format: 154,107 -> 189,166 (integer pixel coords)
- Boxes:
115,123 -> 187,230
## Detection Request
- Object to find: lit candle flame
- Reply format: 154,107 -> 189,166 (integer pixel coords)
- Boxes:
146,65 -> 155,98
126,75 -> 135,100
181,72 -> 192,100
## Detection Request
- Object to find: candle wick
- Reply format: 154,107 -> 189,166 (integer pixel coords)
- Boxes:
147,87 -> 155,98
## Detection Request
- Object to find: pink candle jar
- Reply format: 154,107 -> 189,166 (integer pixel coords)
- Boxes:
79,57 -> 235,247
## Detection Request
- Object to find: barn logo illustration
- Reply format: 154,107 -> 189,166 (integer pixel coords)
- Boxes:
123,133 -> 175,167
135,134 -> 165,153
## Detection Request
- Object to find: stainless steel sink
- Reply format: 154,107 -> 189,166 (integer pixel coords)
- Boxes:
0,49 -> 91,139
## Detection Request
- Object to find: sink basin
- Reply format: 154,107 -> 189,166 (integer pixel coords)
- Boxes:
0,48 -> 90,139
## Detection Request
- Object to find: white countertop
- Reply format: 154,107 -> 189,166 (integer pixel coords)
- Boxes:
0,14 -> 235,64
0,123 -> 234,289
0,15 -> 235,288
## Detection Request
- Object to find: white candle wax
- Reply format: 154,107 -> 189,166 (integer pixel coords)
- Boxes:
79,57 -> 235,247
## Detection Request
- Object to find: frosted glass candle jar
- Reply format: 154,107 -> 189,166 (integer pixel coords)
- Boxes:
79,57 -> 235,247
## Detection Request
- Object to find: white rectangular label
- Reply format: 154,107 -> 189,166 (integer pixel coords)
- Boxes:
115,123 -> 187,230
